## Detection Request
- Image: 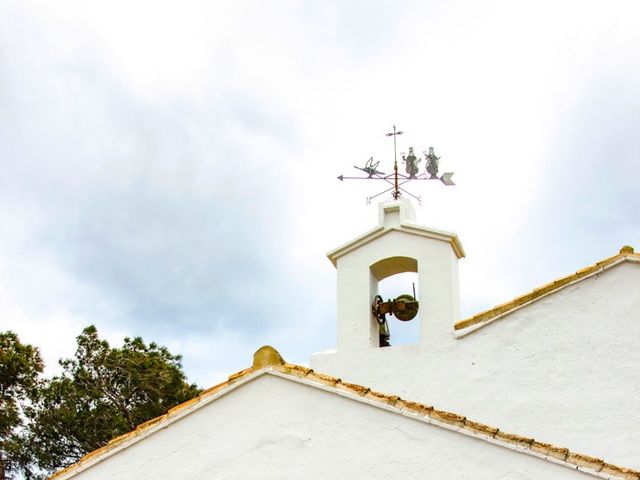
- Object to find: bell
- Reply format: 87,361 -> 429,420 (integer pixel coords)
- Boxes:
372,294 -> 419,322
392,294 -> 419,321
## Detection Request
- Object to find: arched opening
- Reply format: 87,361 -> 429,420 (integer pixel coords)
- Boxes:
377,272 -> 420,346
370,257 -> 419,347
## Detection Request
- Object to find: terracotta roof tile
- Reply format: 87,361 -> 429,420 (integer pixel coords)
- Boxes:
495,430 -> 534,447
228,367 -> 253,383
601,463 -> 640,479
282,363 -> 313,378
547,445 -> 570,461
567,452 -> 605,471
530,440 -> 554,455
395,398 -> 434,416
430,408 -> 466,427
364,389 -> 400,405
463,419 -> 498,437
304,370 -> 340,386
334,380 -> 370,396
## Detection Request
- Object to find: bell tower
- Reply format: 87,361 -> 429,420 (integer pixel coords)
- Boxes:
311,125 -> 464,378
324,199 -> 464,354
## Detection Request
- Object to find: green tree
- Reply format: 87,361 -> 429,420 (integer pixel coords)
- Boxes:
29,326 -> 200,476
0,332 -> 44,480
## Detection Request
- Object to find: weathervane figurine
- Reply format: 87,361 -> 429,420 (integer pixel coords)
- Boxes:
402,147 -> 420,178
337,125 -> 455,203
425,146 -> 439,178
355,157 -> 384,177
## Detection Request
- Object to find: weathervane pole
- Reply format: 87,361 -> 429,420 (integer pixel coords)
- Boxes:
386,124 -> 404,200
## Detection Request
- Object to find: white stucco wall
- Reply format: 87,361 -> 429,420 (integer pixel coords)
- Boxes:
67,374 -> 595,480
312,260 -> 640,470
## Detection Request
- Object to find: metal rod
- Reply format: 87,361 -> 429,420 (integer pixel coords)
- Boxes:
367,186 -> 394,202
338,176 -> 386,180
398,186 -> 422,202
385,124 -> 403,200
393,125 -> 399,199
339,174 -> 441,181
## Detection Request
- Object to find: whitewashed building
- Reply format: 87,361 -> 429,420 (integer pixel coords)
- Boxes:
51,200 -> 640,480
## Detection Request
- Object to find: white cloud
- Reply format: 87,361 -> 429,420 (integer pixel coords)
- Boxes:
1,0 -> 639,385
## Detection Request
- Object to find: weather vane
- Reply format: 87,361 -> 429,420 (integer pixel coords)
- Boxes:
337,125 -> 455,203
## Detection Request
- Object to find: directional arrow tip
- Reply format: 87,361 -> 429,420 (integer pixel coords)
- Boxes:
337,175 -> 344,181
440,172 -> 455,186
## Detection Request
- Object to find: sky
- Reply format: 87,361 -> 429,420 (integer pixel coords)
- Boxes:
1,0 -> 639,386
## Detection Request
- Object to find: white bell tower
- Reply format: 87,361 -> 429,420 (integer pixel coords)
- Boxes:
311,199 -> 464,374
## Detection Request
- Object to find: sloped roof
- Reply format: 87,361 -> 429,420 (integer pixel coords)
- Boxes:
327,222 -> 465,266
455,246 -> 640,334
51,346 -> 640,480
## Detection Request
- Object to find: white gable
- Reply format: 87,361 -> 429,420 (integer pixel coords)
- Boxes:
57,373 -> 599,480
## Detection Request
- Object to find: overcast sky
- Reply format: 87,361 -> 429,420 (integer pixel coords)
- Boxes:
1,0 -> 639,386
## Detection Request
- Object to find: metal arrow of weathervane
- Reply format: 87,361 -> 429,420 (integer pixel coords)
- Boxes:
337,125 -> 455,204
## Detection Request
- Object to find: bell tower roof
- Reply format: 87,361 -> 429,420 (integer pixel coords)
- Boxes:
327,199 -> 465,267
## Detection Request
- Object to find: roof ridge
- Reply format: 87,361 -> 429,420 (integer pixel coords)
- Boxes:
455,246 -> 639,333
51,349 -> 640,480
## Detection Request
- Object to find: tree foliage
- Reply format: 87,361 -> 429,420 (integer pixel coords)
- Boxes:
0,332 -> 43,480
2,326 -> 200,478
